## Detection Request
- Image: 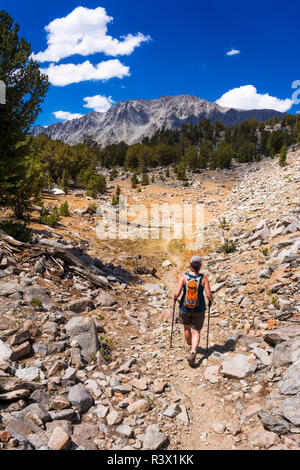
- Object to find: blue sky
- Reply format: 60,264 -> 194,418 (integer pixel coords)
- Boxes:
2,0 -> 300,125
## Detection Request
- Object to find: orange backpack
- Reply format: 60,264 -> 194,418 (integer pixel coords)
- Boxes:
183,274 -> 202,309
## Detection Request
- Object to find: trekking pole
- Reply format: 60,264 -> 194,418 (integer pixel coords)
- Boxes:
170,299 -> 177,349
206,301 -> 212,353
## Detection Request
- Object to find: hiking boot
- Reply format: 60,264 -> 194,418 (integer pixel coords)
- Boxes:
187,351 -> 196,367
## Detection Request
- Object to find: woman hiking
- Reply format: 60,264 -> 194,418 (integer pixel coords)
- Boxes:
174,256 -> 213,366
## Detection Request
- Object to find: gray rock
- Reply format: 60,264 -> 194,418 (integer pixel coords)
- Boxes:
68,383 -> 93,414
15,366 -> 40,382
31,390 -> 51,405
281,397 -> 300,426
143,424 -> 168,450
258,266 -> 273,279
49,409 -> 74,421
176,405 -> 190,426
252,347 -> 272,366
92,404 -> 109,418
67,298 -> 95,313
7,415 -> 43,443
258,411 -> 290,435
65,316 -> 99,363
95,291 -> 117,307
116,424 -> 133,437
163,403 -> 181,418
278,361 -> 300,395
0,339 -> 13,362
71,423 -> 99,450
221,354 -> 257,379
264,325 -> 300,346
23,287 -> 53,309
141,283 -> 165,295
21,403 -> 52,424
273,339 -> 300,367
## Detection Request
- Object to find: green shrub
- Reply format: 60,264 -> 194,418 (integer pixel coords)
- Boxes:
272,296 -> 280,309
98,335 -> 118,361
87,203 -> 97,214
219,217 -> 230,231
30,298 -> 43,308
220,239 -> 236,254
59,201 -> 70,216
0,222 -> 32,242
40,208 -> 60,227
141,173 -> 149,186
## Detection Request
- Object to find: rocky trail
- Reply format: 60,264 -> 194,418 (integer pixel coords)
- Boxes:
0,149 -> 300,450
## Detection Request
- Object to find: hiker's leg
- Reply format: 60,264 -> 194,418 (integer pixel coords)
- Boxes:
184,325 -> 192,346
191,328 -> 200,352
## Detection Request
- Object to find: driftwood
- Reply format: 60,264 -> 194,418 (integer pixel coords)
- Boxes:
0,229 -> 111,289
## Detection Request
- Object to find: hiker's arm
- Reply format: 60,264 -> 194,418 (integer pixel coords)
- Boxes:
203,276 -> 213,303
174,275 -> 185,299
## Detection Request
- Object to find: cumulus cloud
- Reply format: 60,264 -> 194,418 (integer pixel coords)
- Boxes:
83,94 -> 115,113
40,59 -> 130,86
226,49 -> 240,56
32,6 -> 151,63
53,110 -> 84,121
216,85 -> 293,112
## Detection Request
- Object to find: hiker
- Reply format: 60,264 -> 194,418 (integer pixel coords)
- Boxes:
174,256 -> 213,366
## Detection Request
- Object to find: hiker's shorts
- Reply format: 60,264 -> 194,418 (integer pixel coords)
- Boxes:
179,309 -> 205,331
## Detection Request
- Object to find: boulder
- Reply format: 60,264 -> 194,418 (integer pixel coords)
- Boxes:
7,415 -> 43,443
221,354 -> 257,379
71,423 -> 99,450
264,326 -> 300,346
143,424 -> 168,450
67,298 -> 95,313
65,316 -> 99,363
23,287 -> 53,310
272,339 -> 300,367
281,397 -> 300,426
95,291 -> 117,307
21,403 -> 52,424
68,383 -> 93,414
278,361 -> 300,395
48,426 -> 70,450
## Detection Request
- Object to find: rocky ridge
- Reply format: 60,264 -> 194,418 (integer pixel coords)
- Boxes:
31,95 -> 283,146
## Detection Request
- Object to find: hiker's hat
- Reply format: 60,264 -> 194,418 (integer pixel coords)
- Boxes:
190,255 -> 202,264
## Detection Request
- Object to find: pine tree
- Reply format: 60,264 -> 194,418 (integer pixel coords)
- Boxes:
141,173 -> 149,186
0,10 -> 49,217
279,145 -> 287,167
131,172 -> 138,188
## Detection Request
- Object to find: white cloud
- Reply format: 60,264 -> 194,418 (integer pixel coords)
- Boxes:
83,94 -> 115,113
53,110 -> 84,121
40,59 -> 130,86
226,49 -> 240,56
32,6 -> 151,63
216,85 -> 293,112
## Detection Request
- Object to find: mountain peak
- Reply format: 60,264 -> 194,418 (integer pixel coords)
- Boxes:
31,95 -> 283,146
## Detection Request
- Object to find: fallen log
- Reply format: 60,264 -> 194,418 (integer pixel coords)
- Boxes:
0,229 -> 111,289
